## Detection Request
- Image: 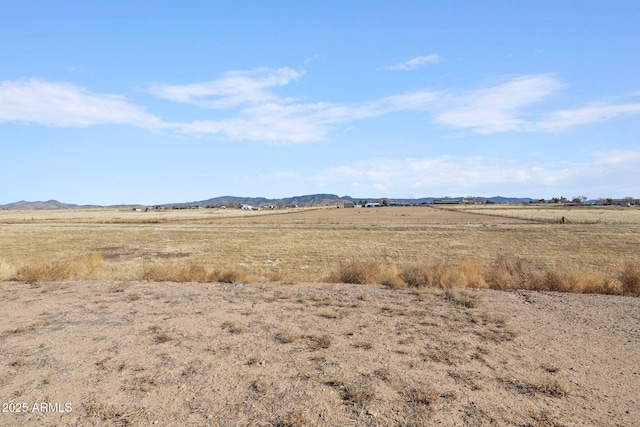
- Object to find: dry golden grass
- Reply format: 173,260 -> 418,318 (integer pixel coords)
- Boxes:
447,204 -> 640,224
0,206 -> 638,296
619,262 -> 640,296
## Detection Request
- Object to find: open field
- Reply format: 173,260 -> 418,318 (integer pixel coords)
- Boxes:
445,204 -> 640,225
1,206 -> 639,425
0,206 -> 639,294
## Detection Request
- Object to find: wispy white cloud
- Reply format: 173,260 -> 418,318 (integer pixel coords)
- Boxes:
181,71 -> 639,141
382,54 -> 441,71
3,70 -> 640,143
161,67 -> 440,142
148,67 -> 302,109
433,74 -> 563,134
0,79 -> 166,129
532,103 -> 640,132
432,76 -> 640,135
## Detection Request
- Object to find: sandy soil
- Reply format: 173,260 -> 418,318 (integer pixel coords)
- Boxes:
0,280 -> 638,426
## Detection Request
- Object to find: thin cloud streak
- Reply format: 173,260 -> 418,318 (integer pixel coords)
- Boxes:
174,90 -> 440,142
532,103 -> 640,132
433,74 -> 563,134
148,67 -> 302,109
383,54 -> 441,71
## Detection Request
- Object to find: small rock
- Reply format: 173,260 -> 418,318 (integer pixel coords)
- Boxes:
366,410 -> 377,417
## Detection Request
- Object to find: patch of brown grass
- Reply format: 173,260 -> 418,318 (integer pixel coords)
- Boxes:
342,383 -> 376,406
353,341 -> 374,350
276,329 -> 300,344
139,262 -> 250,283
252,379 -> 271,394
400,259 -> 484,289
399,263 -> 439,288
213,266 -> 250,283
77,252 -> 106,278
306,334 -> 332,350
328,260 -> 382,284
276,408 -> 308,427
484,255 -> 543,290
542,267 -> 620,295
409,387 -> 441,405
127,292 -> 141,301
503,376 -> 569,397
141,262 -> 211,282
15,259 -> 73,283
444,288 -> 481,308
84,400 -> 149,426
149,325 -> 175,343
619,262 -> 640,296
221,320 -> 246,334
458,257 -> 487,287
533,378 -> 570,397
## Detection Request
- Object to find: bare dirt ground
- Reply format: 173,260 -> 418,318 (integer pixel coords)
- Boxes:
1,280 -> 637,426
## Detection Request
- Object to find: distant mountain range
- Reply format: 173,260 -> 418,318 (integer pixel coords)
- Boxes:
0,195 -> 537,210
0,200 -> 102,210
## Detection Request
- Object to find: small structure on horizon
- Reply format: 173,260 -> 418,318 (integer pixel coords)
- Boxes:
433,198 -> 460,205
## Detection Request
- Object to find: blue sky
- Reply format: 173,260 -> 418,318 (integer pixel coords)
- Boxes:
1,0 -> 639,205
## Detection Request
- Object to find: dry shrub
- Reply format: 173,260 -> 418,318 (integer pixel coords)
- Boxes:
619,262 -> 640,296
252,379 -> 271,394
400,261 -> 471,288
0,260 -> 16,281
307,334 -> 332,350
534,378 -> 569,397
77,252 -> 106,279
485,255 -> 543,290
400,263 -> 439,288
141,262 -> 211,282
457,257 -> 487,288
329,260 -> 381,284
381,275 -> 406,289
127,292 -> 141,301
149,325 -> 174,343
542,267 -> 620,295
438,265 -> 470,288
84,399 -> 149,425
16,259 -> 73,283
343,384 -> 376,405
268,269 -> 286,282
277,408 -> 308,427
410,387 -> 441,405
379,265 -> 406,289
276,329 -> 300,344
213,266 -> 249,283
221,320 -> 246,334
444,288 -> 480,308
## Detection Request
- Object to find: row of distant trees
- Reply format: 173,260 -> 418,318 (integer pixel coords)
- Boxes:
546,196 -> 588,204
544,196 -> 637,205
